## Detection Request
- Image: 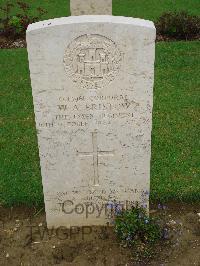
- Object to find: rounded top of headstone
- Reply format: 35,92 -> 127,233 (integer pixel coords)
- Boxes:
27,16 -> 155,33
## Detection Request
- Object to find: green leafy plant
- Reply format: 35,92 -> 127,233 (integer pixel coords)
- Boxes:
114,206 -> 162,256
0,1 -> 47,39
0,2 -> 14,37
8,16 -> 22,34
156,11 -> 200,40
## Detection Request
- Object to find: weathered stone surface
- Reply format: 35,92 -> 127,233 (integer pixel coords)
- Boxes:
27,16 -> 156,228
70,0 -> 112,15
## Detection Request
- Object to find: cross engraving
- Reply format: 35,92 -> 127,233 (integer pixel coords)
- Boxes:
77,131 -> 114,186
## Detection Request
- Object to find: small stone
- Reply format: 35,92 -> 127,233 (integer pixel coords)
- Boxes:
167,219 -> 177,227
6,253 -> 9,258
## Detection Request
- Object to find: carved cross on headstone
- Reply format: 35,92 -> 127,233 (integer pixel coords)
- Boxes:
77,131 -> 114,186
70,0 -> 112,16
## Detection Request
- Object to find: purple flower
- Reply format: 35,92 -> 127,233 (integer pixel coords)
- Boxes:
158,203 -> 167,210
126,235 -> 132,241
106,202 -> 114,209
162,228 -> 169,239
115,207 -> 122,215
141,203 -> 147,209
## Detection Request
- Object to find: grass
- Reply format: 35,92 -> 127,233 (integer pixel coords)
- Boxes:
0,41 -> 199,206
0,48 -> 43,206
151,41 -> 200,202
0,0 -> 199,22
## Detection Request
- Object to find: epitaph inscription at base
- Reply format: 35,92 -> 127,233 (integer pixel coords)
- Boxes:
27,16 -> 156,228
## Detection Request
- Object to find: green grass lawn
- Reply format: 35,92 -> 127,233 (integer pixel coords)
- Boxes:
0,41 -> 199,206
0,0 -> 199,22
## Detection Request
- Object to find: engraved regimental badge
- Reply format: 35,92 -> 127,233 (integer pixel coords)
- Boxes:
63,34 -> 122,89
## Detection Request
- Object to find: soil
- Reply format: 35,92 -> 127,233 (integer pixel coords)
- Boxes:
0,36 -> 26,49
0,203 -> 199,266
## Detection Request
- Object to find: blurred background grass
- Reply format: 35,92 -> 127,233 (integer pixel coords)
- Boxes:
0,0 -> 199,22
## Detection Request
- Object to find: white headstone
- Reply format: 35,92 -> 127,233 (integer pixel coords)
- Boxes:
71,0 -> 112,16
27,15 -> 155,228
